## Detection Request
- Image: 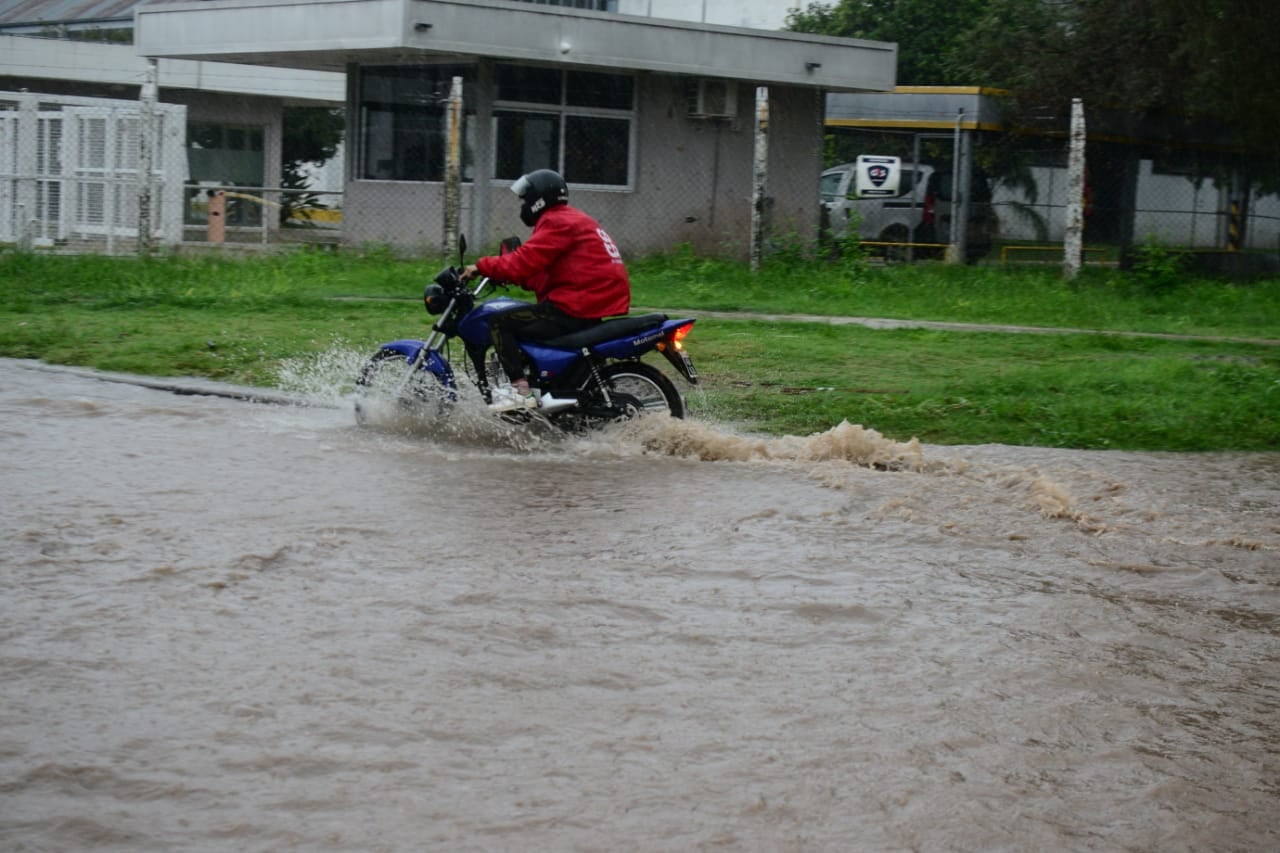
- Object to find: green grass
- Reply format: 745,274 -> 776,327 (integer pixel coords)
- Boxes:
630,246 -> 1280,339
688,321 -> 1277,450
3,246 -> 1278,451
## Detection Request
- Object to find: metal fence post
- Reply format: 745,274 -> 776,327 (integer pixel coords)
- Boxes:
751,86 -> 769,272
207,190 -> 226,243
947,109 -> 963,263
443,75 -> 463,256
15,94 -> 38,248
138,59 -> 158,257
1064,98 -> 1086,279
1227,169 -> 1248,251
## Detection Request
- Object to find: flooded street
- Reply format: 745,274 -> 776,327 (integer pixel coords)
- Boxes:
2,356 -> 1278,851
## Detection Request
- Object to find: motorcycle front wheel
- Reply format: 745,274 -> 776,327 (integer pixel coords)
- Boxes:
597,361 -> 685,419
353,348 -> 453,426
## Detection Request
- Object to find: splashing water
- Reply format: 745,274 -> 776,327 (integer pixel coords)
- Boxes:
609,414 -> 925,469
274,342 -> 369,406
273,347 -> 1091,523
278,344 -> 573,452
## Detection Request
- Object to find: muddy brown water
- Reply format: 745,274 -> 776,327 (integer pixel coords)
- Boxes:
3,357 -> 1277,851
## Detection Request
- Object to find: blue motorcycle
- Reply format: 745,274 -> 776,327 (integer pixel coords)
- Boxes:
353,238 -> 698,432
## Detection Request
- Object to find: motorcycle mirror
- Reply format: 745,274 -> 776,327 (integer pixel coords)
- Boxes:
457,235 -> 467,266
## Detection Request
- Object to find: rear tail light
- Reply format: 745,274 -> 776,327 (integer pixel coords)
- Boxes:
668,321 -> 694,350
657,321 -> 694,353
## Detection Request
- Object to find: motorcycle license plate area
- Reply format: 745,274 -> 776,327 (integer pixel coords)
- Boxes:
679,350 -> 698,383
661,346 -> 698,384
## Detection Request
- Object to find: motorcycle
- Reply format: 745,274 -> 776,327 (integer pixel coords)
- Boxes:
353,237 -> 698,433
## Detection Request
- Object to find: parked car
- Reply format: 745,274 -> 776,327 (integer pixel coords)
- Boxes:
820,161 -> 998,262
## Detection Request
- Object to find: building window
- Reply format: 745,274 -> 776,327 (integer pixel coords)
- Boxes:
355,63 -> 632,187
494,65 -> 634,187
358,64 -> 475,181
185,121 -> 266,226
187,122 -> 265,185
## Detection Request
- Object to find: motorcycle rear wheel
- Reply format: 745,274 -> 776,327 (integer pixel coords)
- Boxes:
596,361 -> 685,419
353,348 -> 452,426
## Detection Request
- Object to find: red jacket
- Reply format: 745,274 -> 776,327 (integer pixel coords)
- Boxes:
476,204 -> 630,319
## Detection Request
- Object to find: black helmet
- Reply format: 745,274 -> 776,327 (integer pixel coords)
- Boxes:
512,169 -> 568,226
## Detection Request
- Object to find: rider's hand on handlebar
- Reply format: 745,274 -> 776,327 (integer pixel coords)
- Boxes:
461,264 -> 480,282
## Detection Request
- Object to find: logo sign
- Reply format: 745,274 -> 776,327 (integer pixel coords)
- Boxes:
855,155 -> 901,198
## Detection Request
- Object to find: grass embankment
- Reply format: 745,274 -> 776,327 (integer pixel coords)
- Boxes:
2,246 -> 1277,451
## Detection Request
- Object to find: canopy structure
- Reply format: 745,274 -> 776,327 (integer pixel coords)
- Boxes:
133,0 -> 896,92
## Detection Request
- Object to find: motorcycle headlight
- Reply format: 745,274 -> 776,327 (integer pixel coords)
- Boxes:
423,283 -> 449,315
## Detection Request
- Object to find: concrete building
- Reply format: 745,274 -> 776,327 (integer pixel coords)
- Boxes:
0,0 -> 345,244
132,0 -> 896,256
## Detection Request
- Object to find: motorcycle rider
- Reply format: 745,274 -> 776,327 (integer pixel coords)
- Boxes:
462,169 -> 631,411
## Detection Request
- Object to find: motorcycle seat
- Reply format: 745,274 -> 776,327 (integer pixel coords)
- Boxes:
539,313 -> 668,349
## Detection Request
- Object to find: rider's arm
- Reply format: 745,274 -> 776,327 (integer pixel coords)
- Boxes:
475,214 -> 571,287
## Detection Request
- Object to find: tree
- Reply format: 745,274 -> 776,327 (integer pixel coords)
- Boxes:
947,0 -> 1280,156
791,0 -> 1280,156
280,107 -> 345,226
786,0 -> 988,85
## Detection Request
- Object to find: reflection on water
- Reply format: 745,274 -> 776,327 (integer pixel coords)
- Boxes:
2,357 -> 1277,851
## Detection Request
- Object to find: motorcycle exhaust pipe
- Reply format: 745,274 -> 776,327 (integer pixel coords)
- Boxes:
537,392 -> 578,414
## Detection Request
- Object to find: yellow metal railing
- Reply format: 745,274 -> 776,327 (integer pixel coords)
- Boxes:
1000,244 -> 1108,264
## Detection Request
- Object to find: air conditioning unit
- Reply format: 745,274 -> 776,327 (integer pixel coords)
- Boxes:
689,78 -> 738,120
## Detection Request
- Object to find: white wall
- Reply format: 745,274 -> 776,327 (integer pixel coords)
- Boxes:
990,160 -> 1280,251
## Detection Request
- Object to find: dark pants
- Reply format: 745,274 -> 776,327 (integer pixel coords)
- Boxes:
489,301 -> 599,383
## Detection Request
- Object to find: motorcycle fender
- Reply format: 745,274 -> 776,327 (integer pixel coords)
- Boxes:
377,340 -> 455,384
588,320 -> 699,385
660,342 -> 699,385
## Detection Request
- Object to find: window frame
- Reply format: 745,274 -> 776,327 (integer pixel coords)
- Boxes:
491,64 -> 636,192
355,63 -> 477,184
354,62 -> 636,190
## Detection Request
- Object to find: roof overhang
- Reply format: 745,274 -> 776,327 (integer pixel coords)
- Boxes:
0,33 -> 344,103
826,87 -> 1011,131
134,0 -> 897,92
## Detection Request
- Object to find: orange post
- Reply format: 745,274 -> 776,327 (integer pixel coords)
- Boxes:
207,190 -> 226,243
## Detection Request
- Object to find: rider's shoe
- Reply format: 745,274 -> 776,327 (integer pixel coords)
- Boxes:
488,384 -> 538,412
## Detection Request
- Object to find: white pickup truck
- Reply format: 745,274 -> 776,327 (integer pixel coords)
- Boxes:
820,161 -> 998,263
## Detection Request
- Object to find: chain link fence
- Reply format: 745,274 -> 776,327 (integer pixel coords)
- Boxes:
825,125 -> 1280,269
8,83 -> 1279,272
1,90 -> 188,254
181,185 -> 346,247
1,89 -> 346,254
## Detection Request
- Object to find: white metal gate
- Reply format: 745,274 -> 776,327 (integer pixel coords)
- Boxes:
0,91 -> 187,251
0,110 -> 16,243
